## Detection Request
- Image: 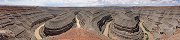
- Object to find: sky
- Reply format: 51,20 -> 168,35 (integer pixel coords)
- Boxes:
0,0 -> 179,7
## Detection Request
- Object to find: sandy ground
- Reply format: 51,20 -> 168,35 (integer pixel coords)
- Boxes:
103,21 -> 112,37
75,15 -> 81,28
139,20 -> 154,40
34,23 -> 45,40
51,28 -> 109,40
160,28 -> 180,40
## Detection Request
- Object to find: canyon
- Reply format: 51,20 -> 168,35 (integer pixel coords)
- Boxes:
0,6 -> 180,40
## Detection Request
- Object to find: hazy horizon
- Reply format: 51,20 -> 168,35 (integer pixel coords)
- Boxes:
0,0 -> 180,7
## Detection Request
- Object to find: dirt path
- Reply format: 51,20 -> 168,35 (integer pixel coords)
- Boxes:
103,21 -> 112,37
34,23 -> 45,40
139,20 -> 154,40
75,15 -> 81,28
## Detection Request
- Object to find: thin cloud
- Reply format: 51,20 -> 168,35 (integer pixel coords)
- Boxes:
0,0 -> 179,7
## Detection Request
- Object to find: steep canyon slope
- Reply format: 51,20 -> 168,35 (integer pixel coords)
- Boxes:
0,6 -> 180,40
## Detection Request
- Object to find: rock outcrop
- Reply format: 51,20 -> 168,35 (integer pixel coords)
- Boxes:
0,8 -> 55,40
108,11 -> 143,40
76,10 -> 112,33
43,12 -> 76,36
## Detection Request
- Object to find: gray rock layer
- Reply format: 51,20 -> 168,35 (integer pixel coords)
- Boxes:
0,11 -> 55,40
43,12 -> 76,36
1,7 -> 180,40
109,12 -> 143,40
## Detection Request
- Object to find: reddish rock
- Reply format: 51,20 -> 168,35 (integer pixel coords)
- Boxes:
47,28 -> 110,40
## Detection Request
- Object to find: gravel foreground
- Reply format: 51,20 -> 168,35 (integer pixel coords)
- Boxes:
0,6 -> 180,40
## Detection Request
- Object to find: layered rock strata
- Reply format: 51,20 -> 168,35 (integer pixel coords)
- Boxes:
108,12 -> 144,40
0,6 -> 180,40
0,10 -> 55,40
76,10 -> 112,33
42,12 -> 76,36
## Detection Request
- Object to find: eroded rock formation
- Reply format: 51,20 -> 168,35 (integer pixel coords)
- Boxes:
108,11 -> 143,40
0,6 -> 180,40
43,12 -> 76,36
0,8 -> 55,40
76,10 -> 112,33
